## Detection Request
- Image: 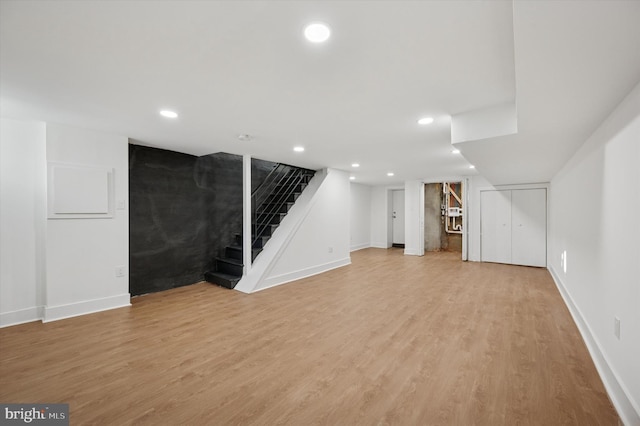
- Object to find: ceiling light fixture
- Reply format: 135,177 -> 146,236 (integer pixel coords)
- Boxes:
452,149 -> 460,154
238,134 -> 252,141
418,117 -> 434,125
387,172 -> 394,177
160,110 -> 178,119
294,146 -> 305,152
351,163 -> 360,168
349,176 -> 356,180
304,22 -> 331,43
469,165 -> 476,169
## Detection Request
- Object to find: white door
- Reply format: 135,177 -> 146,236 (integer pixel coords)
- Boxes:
392,190 -> 405,245
511,188 -> 547,267
481,190 -> 512,264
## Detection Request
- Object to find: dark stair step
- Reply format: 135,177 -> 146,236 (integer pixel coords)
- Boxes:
255,223 -> 279,238
256,212 -> 286,225
215,257 -> 243,276
204,270 -> 241,289
257,202 -> 294,215
265,192 -> 300,204
234,233 -> 271,250
225,245 -> 262,262
252,235 -> 270,249
274,182 -> 307,193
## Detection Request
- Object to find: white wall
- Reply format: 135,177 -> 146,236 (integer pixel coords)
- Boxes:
370,186 -> 390,248
451,101 -> 518,144
404,180 -> 424,256
0,118 -> 47,326
43,124 -> 130,321
549,81 -> 640,425
350,182 -> 371,251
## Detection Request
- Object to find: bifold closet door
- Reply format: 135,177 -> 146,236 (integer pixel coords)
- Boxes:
480,190 -> 512,264
511,188 -> 547,267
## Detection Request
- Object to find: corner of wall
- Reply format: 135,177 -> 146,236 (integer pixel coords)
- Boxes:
548,265 -> 640,426
0,306 -> 44,328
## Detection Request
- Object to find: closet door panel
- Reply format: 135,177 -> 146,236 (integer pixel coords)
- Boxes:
481,190 -> 512,264
511,188 -> 547,267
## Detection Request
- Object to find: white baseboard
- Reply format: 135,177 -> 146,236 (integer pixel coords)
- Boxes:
0,306 -> 44,328
256,257 -> 351,292
370,242 -> 391,249
404,248 -> 423,256
548,265 -> 640,426
43,293 -> 131,323
350,243 -> 371,252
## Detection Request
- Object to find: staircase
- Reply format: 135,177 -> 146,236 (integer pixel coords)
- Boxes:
204,164 -> 315,289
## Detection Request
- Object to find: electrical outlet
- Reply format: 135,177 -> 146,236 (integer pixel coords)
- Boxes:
614,317 -> 621,340
115,266 -> 126,278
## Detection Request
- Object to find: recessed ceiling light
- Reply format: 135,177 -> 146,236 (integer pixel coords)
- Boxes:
351,163 -> 360,168
469,165 -> 475,169
349,176 -> 355,180
238,134 -> 253,141
452,149 -> 460,154
304,22 -> 331,43
418,117 -> 434,125
387,172 -> 394,177
160,110 -> 178,118
294,146 -> 305,152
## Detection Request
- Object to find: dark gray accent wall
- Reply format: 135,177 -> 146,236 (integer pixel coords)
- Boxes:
129,144 -> 277,296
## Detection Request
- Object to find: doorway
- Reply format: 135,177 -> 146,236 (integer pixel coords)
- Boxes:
424,182 -> 463,253
392,189 -> 405,247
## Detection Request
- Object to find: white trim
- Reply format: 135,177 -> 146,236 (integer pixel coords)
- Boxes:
0,306 -> 44,328
549,265 -> 640,426
242,154 -> 252,274
403,248 -> 423,256
477,182 -> 550,192
254,257 -> 351,292
370,242 -> 391,249
350,243 -> 371,252
43,293 -> 131,323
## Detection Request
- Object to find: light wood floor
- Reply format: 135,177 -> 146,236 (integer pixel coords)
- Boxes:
0,249 -> 618,425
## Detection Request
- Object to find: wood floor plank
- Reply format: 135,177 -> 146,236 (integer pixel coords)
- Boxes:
0,249 -> 618,425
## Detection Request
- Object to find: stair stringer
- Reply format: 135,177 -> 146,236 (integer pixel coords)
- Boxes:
234,169 -> 328,294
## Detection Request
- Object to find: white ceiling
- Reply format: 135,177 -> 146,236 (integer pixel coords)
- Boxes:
1,1 -> 639,186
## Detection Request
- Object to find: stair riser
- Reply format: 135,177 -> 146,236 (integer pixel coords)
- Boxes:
256,205 -> 292,218
225,246 -> 262,261
256,224 -> 278,238
266,193 -> 299,204
256,213 -> 286,225
274,183 -> 306,194
225,246 -> 242,261
204,272 -> 239,289
216,260 -> 243,276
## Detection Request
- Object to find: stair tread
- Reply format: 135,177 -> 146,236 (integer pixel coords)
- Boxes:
204,270 -> 241,289
205,270 -> 242,280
